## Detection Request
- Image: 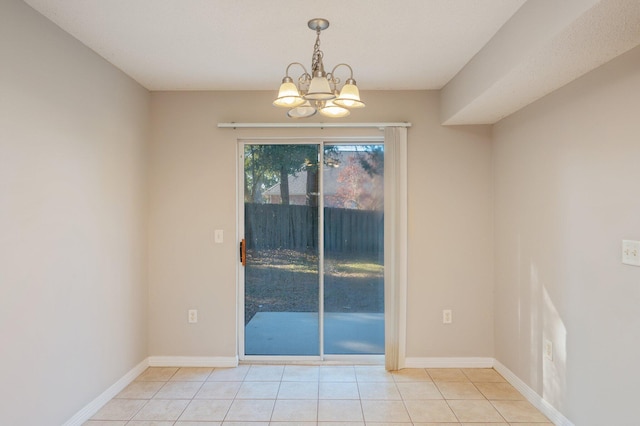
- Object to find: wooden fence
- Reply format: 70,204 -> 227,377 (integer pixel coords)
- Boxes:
245,203 -> 383,255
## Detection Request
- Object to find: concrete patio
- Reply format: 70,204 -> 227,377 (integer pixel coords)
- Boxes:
245,312 -> 384,356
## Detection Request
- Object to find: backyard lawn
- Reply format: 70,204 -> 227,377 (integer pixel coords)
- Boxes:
244,248 -> 383,325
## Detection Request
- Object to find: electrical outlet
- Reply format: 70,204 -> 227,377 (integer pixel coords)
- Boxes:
188,309 -> 198,323
622,240 -> 640,266
442,309 -> 452,324
544,339 -> 553,361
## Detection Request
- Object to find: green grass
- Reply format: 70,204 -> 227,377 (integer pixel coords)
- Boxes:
244,248 -> 384,324
326,261 -> 383,278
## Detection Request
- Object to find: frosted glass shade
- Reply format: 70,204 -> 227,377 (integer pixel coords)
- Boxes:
273,81 -> 305,108
304,76 -> 335,101
287,101 -> 317,118
333,82 -> 365,108
319,99 -> 350,118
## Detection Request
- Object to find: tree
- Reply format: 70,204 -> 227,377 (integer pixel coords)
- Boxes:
357,145 -> 383,177
244,144 -> 319,205
243,145 -> 279,203
332,147 -> 384,211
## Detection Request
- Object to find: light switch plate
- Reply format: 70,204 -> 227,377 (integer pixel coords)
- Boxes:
215,229 -> 224,243
622,240 -> 640,266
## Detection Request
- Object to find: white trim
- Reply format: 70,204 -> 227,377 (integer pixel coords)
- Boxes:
63,358 -> 149,426
237,143 -> 246,359
323,354 -> 385,365
242,355 -> 323,363
404,357 -> 495,368
218,122 -> 412,129
318,146 -> 326,359
494,360 -> 574,426
235,136 -> 384,143
239,355 -> 383,365
148,356 -> 239,367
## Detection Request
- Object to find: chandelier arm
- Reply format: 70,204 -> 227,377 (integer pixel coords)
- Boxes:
325,72 -> 339,91
285,62 -> 310,78
329,63 -> 355,80
298,74 -> 312,85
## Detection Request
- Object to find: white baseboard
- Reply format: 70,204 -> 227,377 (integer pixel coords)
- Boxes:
404,357 -> 494,368
494,360 -> 574,426
63,358 -> 149,426
148,355 -> 239,367
405,357 -> 574,425
64,355 -> 238,425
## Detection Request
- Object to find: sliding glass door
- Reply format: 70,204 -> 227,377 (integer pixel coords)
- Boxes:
243,144 -> 320,356
323,144 -> 384,354
241,141 -> 384,358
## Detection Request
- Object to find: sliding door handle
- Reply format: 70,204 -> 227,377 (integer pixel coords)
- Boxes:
240,238 -> 246,266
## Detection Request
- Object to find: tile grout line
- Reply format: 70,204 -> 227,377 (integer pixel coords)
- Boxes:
356,375 -> 365,423
443,397 -> 463,424
316,377 -> 320,424
271,376 -> 283,423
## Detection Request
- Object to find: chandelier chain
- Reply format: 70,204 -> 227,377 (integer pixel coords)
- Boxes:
311,28 -> 324,74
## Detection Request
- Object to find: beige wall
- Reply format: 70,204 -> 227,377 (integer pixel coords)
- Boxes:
493,45 -> 640,424
148,90 -> 494,359
0,1 -> 150,424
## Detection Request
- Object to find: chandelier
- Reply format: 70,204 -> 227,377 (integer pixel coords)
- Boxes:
273,18 -> 365,119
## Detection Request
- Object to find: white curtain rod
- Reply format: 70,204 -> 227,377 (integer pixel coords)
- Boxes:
217,122 -> 411,129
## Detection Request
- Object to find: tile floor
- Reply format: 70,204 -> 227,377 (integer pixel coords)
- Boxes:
84,365 -> 553,425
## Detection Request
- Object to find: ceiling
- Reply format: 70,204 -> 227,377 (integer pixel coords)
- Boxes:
21,0 -> 640,124
20,0 -> 526,91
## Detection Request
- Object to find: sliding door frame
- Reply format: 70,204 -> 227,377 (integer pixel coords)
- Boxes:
237,135 -> 399,365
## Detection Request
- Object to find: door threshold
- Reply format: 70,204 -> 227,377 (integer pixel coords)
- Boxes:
240,355 -> 384,366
